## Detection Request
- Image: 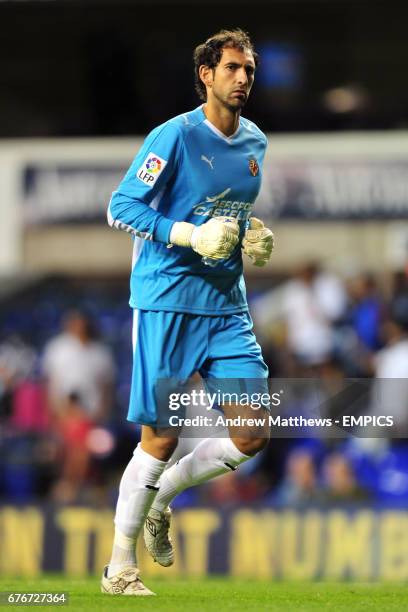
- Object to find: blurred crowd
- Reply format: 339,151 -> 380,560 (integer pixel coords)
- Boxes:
0,265 -> 408,508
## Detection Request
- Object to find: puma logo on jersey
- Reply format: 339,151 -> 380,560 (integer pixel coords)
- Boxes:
201,155 -> 215,170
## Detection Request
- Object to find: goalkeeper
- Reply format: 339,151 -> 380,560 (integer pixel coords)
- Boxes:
102,28 -> 274,596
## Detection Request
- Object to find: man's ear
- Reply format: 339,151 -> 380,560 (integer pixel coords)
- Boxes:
199,65 -> 213,90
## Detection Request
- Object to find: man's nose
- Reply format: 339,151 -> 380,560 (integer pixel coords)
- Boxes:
236,68 -> 248,86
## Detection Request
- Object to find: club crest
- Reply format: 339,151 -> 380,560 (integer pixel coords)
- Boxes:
249,158 -> 259,176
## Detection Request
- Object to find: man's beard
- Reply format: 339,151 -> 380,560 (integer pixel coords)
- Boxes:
213,88 -> 246,112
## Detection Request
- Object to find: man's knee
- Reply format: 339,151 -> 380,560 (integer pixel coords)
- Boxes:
141,436 -> 178,461
232,436 -> 268,456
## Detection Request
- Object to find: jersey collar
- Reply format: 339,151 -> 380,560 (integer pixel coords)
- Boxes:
198,105 -> 241,145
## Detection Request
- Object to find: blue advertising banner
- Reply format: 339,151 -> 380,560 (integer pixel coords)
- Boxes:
22,158 -> 408,224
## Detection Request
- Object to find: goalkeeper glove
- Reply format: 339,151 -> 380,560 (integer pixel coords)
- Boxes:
242,217 -> 274,267
170,217 -> 239,260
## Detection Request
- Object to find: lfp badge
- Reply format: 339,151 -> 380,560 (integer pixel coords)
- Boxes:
137,151 -> 167,187
249,158 -> 259,176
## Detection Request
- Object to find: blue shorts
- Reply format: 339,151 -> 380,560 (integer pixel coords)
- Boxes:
128,310 -> 268,425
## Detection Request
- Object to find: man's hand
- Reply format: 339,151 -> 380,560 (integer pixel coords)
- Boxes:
242,217 -> 274,267
170,217 -> 239,260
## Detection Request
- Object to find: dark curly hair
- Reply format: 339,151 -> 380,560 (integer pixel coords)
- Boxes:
193,28 -> 258,101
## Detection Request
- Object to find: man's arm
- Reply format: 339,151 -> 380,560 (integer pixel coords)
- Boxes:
107,123 -> 182,244
108,122 -> 239,258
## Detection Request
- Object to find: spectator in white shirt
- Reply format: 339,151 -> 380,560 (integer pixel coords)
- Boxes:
42,310 -> 115,423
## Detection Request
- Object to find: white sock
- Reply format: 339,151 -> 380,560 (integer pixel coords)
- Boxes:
152,437 -> 250,512
108,443 -> 167,577
108,530 -> 139,577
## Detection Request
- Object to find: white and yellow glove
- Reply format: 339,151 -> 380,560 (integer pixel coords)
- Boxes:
242,217 -> 274,267
170,217 -> 239,260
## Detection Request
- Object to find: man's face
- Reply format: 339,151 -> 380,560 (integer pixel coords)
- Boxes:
205,46 -> 256,111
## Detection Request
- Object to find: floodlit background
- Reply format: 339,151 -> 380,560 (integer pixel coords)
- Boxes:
1,0 -> 408,580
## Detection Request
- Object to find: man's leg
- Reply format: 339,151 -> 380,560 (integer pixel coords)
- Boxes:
143,402 -> 269,566
106,427 -> 177,580
144,311 -> 270,565
150,431 -> 267,514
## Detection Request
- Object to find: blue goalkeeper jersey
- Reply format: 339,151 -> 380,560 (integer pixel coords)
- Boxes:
108,105 -> 267,315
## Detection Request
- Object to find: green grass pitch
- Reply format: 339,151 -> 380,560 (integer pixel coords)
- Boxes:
1,576 -> 408,611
